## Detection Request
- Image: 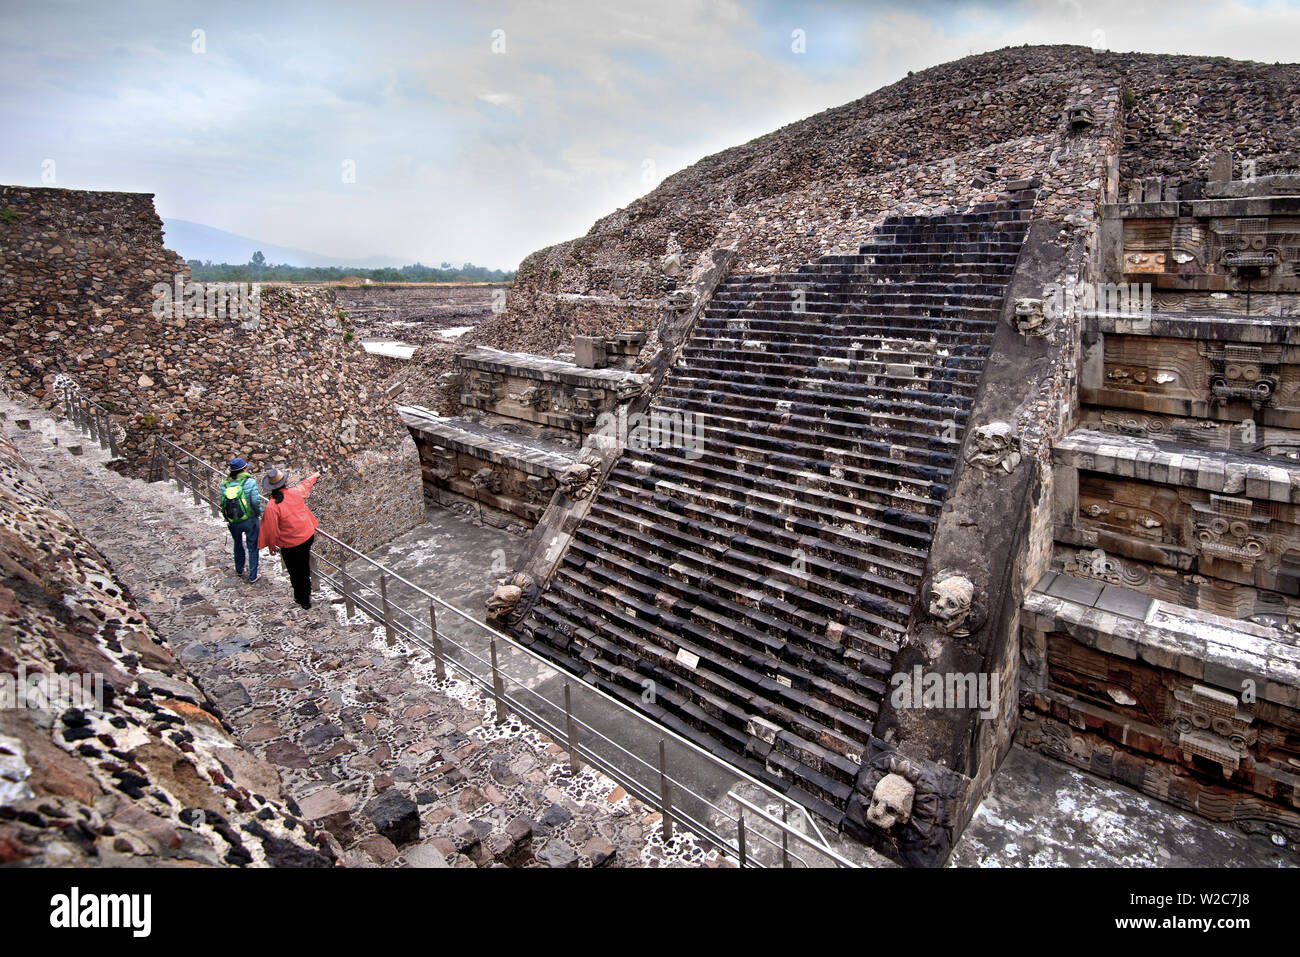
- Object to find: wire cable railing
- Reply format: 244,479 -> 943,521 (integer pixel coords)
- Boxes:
54,379 -> 857,868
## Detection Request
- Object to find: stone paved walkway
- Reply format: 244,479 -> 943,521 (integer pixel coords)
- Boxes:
1,396 -> 724,868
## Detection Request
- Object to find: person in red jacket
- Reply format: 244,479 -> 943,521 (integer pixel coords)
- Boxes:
257,468 -> 321,609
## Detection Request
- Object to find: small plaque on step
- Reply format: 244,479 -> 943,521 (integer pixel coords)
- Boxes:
675,648 -> 700,670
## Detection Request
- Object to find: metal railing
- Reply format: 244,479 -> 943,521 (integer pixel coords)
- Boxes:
55,382 -> 857,868
55,374 -> 122,458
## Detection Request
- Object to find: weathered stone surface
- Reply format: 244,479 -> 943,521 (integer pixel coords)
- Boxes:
0,428 -> 333,868
0,399 -> 706,868
363,789 -> 420,846
0,185 -> 423,555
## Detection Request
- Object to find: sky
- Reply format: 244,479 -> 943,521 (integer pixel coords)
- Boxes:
2,0 -> 1298,270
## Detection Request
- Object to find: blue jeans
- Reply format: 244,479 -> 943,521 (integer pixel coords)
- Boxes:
229,516 -> 260,578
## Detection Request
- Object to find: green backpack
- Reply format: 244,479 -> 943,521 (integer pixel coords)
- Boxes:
220,477 -> 253,524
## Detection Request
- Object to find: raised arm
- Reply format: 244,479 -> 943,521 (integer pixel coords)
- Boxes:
297,473 -> 321,498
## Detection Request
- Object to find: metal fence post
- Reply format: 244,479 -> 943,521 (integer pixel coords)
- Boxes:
379,572 -> 395,646
106,416 -> 119,458
308,548 -> 319,591
737,812 -> 747,868
172,457 -> 185,494
190,466 -> 202,506
86,403 -> 99,444
94,410 -> 109,451
490,638 -> 506,725
429,600 -> 445,681
341,556 -> 355,619
781,804 -> 790,869
658,739 -> 674,840
564,683 -> 582,775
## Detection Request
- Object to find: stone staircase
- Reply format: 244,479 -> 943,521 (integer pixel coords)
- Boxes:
516,198 -> 1033,821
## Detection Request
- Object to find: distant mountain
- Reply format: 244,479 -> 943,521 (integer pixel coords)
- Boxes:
160,218 -> 410,268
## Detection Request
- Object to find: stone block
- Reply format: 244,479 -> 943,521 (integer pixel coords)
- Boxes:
574,336 -> 607,369
364,789 -> 421,846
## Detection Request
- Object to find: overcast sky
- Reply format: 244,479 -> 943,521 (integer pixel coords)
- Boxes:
2,0 -> 1297,269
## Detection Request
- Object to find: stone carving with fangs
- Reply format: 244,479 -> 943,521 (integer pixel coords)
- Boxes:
965,421 -> 1022,474
925,571 -> 986,637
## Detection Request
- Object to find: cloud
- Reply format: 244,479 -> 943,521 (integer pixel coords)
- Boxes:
0,0 -> 1297,269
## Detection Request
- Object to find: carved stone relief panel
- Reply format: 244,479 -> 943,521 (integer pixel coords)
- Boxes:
1187,493 -> 1280,573
1170,683 -> 1256,776
1201,343 -> 1282,407
1061,547 -> 1151,588
1077,474 -> 1179,545
1102,335 -> 1203,401
1044,633 -> 1166,727
506,380 -> 551,411
1207,215 -> 1300,283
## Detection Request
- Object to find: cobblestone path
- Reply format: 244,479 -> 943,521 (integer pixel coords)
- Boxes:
1,396 -> 725,868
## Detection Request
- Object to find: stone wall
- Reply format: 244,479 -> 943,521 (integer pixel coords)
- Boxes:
0,434 -> 333,866
1117,58 -> 1300,189
1019,171 -> 1300,844
0,185 -> 423,553
0,186 -> 401,473
307,445 -> 425,557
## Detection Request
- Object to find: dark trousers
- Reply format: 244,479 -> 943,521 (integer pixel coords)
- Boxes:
281,534 -> 315,608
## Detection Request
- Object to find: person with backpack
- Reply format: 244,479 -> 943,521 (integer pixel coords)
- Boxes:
221,457 -> 263,582
257,467 -> 320,609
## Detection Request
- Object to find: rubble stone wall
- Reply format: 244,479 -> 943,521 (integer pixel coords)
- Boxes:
0,185 -> 422,554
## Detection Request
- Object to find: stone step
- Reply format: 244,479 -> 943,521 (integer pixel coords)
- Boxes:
592,481 -> 922,624
664,368 -> 976,424
703,303 -> 1003,324
656,392 -> 966,466
524,611 -> 857,813
520,196 -> 1033,816
564,534 -> 895,708
685,338 -> 987,370
544,569 -> 876,756
638,418 -> 952,510
694,318 -> 995,348
599,476 -> 922,602
617,447 -> 934,573
581,501 -> 914,651
674,353 -> 982,395
711,278 -> 1014,295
